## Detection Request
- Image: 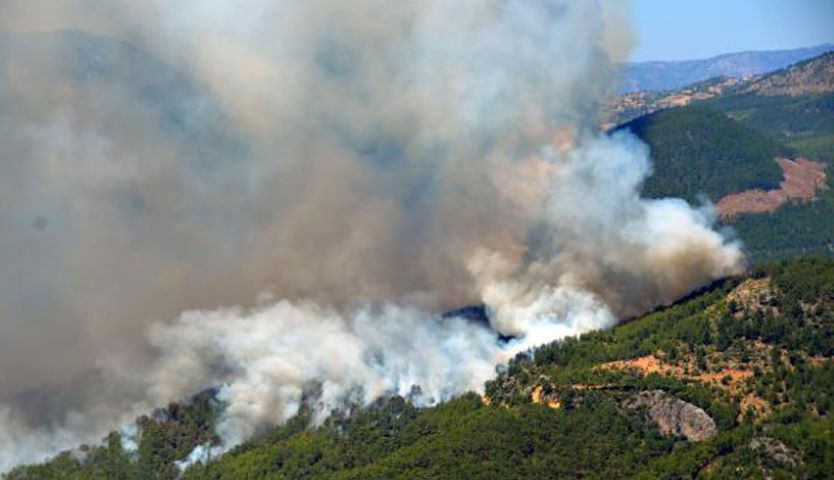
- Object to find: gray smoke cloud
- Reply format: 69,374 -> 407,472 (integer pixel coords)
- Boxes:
0,0 -> 742,472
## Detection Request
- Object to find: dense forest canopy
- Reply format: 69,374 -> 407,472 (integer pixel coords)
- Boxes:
620,106 -> 788,203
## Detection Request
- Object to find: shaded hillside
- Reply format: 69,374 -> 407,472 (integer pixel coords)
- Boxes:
700,55 -> 834,263
618,107 -> 788,203
717,93 -> 834,159
613,52 -> 834,264
616,51 -> 834,161
706,95 -> 834,164
620,44 -> 833,93
7,257 -> 834,479
628,98 -> 834,262
702,52 -> 834,152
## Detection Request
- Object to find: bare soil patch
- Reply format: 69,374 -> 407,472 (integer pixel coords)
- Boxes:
530,385 -> 561,409
601,355 -> 754,394
717,158 -> 826,220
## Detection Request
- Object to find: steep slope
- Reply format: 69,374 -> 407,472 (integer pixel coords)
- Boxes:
700,55 -> 834,263
742,51 -> 834,97
7,257 -> 834,479
617,107 -> 788,203
607,51 -> 834,129
620,44 -> 833,93
703,53 -> 834,163
612,52 -> 834,264
626,101 -> 834,262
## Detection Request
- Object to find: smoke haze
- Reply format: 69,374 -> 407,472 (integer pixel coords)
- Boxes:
0,0 -> 742,471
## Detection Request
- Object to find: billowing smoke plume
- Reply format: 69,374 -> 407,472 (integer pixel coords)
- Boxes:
0,0 -> 742,471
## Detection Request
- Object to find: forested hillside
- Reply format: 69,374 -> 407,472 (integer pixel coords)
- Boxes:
614,52 -> 834,264
7,257 -> 834,479
705,92 -> 834,164
619,98 -> 834,263
618,107 -> 788,203
703,92 -> 834,262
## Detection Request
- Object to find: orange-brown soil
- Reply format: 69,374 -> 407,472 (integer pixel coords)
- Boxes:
717,158 -> 826,220
531,385 -> 561,409
602,355 -> 683,377
601,355 -> 753,393
601,355 -> 771,419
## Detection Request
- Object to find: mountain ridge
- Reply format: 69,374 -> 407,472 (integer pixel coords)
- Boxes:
608,50 -> 834,264
606,50 -> 834,128
620,43 -> 834,93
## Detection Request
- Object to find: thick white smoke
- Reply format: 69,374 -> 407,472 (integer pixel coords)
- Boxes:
147,302 -> 503,447
0,0 -> 743,472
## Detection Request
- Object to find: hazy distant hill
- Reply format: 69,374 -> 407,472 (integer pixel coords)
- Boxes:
607,51 -> 834,128
620,44 -> 834,93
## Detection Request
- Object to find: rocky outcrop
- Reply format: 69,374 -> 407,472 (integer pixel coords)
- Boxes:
623,390 -> 716,442
750,436 -> 799,468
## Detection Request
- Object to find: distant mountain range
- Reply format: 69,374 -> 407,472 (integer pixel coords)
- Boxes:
606,51 -> 834,128
620,44 -> 834,93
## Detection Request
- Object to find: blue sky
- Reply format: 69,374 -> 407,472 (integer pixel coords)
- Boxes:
631,0 -> 834,61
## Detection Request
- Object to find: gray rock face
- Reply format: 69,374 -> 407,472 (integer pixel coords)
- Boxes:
623,390 -> 717,442
750,436 -> 798,468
